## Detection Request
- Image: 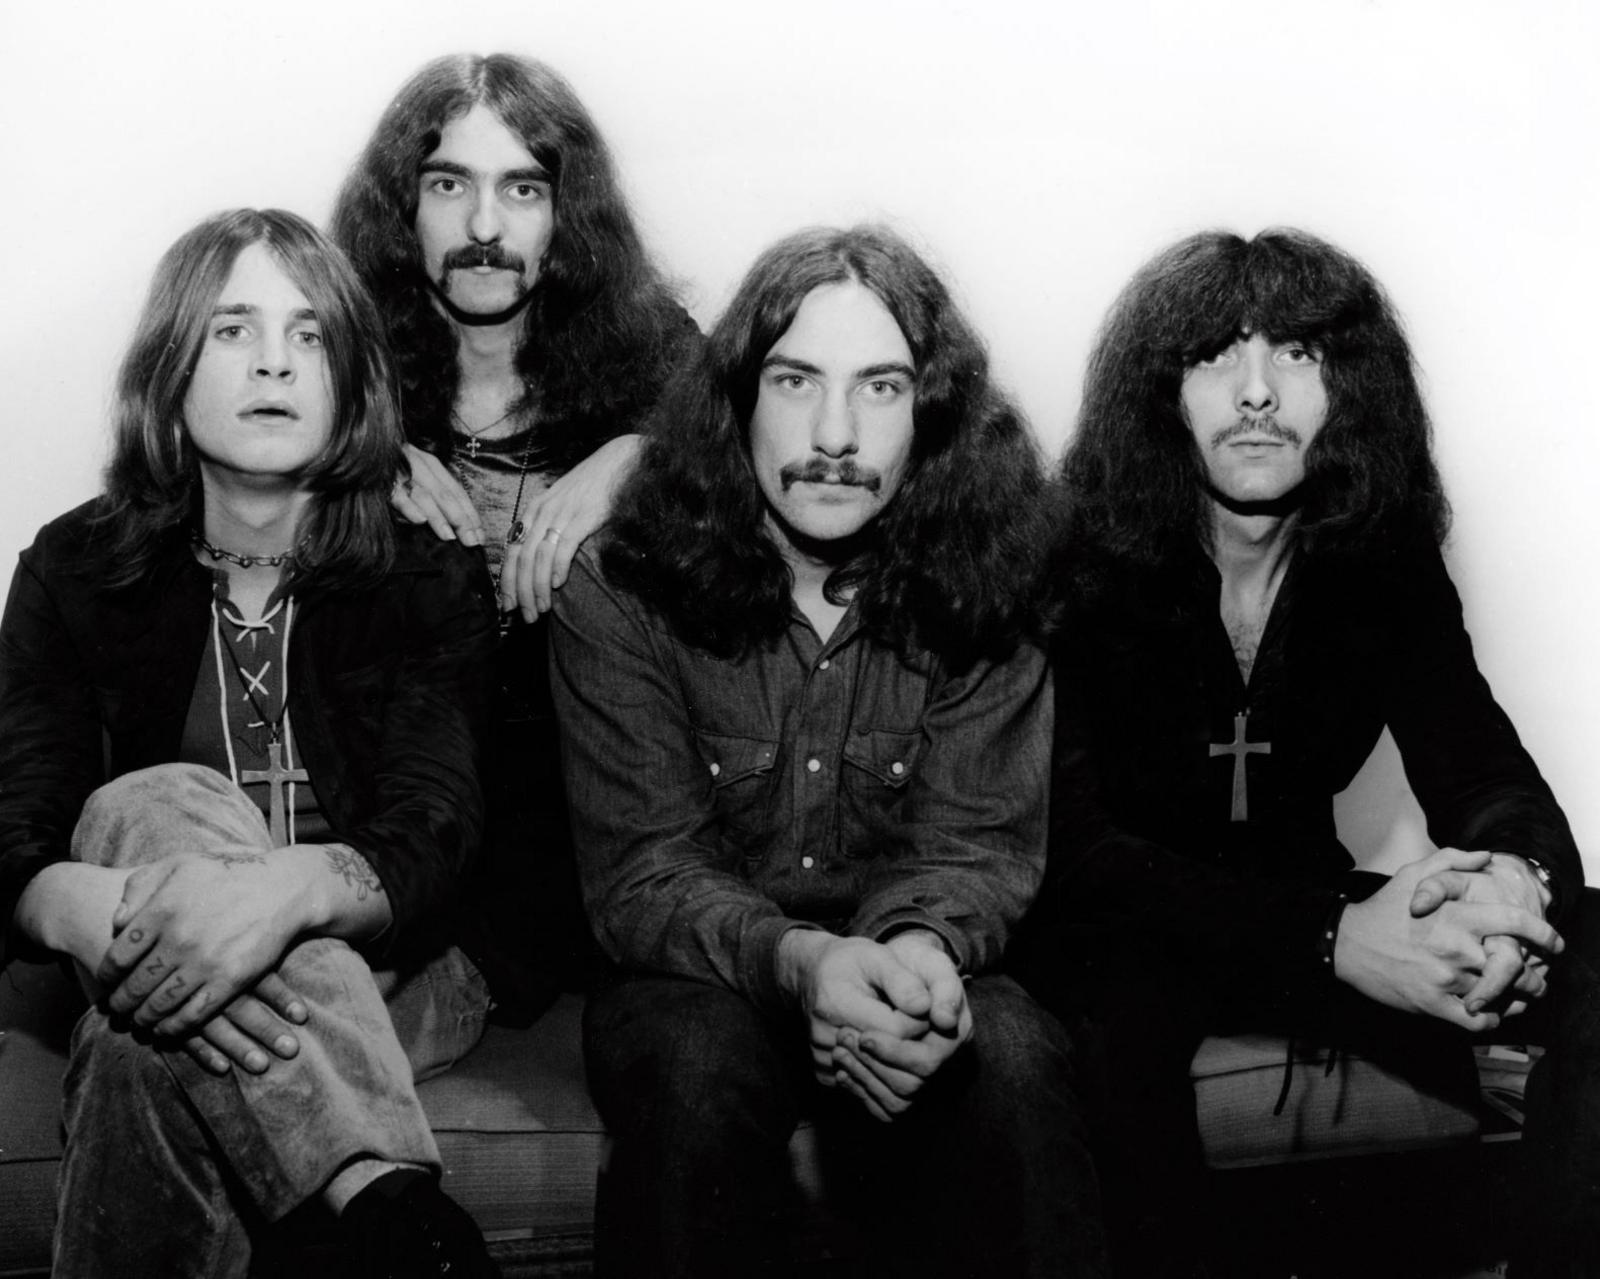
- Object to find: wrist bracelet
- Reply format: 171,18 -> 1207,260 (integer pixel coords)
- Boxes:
1316,895 -> 1351,970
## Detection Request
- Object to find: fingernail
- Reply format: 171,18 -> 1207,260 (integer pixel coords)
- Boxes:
245,1052 -> 268,1073
1466,999 -> 1484,1014
275,1036 -> 297,1055
287,1003 -> 307,1022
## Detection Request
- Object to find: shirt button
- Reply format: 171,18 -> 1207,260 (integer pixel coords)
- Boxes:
801,856 -> 815,869
818,659 -> 831,670
891,761 -> 905,776
806,758 -> 821,773
709,762 -> 721,776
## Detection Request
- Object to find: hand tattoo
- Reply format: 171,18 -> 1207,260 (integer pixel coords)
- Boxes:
323,845 -> 384,901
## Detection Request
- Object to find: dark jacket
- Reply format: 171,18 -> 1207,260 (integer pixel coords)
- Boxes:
0,499 -> 498,971
1024,526 -> 1582,999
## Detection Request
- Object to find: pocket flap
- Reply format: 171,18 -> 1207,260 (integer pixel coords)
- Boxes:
694,730 -> 778,786
843,728 -> 922,788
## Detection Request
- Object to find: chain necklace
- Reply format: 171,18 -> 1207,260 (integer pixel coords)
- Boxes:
192,530 -> 295,570
448,418 -> 540,549
450,404 -> 520,460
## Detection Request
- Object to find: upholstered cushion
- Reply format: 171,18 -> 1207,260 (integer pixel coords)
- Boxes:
0,964 -> 1492,1276
0,961 -> 82,1276
1192,1032 -> 1483,1168
418,995 -> 604,1240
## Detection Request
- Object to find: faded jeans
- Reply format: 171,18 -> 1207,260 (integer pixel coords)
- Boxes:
52,764 -> 490,1279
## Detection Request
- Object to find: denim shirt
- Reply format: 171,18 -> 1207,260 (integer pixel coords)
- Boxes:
550,548 -> 1051,1014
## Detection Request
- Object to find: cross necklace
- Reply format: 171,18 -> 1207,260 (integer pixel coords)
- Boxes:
1210,711 -> 1271,822
214,597 -> 308,845
450,403 -> 519,460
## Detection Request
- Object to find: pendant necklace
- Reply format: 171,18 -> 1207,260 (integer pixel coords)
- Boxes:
449,404 -> 540,548
450,405 -> 519,460
211,591 -> 308,845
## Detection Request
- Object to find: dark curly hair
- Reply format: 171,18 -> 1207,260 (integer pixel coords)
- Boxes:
329,53 -> 688,468
604,224 -> 1051,667
101,208 -> 400,592
1060,227 -> 1450,588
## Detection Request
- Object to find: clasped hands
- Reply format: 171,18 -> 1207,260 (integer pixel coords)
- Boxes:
780,928 -> 973,1124
85,851 -> 314,1077
1335,846 -> 1561,1032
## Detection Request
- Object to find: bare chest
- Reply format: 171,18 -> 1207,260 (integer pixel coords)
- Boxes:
1219,585 -> 1277,683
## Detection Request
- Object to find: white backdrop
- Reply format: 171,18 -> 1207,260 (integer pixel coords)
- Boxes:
3,0 -> 1595,874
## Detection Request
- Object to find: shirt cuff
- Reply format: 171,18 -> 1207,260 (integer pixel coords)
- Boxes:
865,910 -> 972,974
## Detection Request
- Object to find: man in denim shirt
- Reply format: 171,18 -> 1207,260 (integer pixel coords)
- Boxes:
550,226 -> 1105,1278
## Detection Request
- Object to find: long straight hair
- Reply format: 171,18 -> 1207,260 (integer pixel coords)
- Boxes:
330,53 -> 689,468
101,208 -> 400,590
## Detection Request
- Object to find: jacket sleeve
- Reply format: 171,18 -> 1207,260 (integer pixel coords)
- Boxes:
847,644 -> 1052,976
327,543 -> 498,962
1385,539 -> 1583,924
0,544 -> 106,972
549,552 -> 801,1013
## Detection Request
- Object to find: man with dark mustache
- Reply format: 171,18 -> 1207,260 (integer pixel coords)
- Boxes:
1015,227 -> 1598,1277
549,226 -> 1106,1278
331,54 -> 697,1021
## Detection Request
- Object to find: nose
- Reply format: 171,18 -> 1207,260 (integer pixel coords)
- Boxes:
252,330 -> 295,382
810,387 -> 858,458
1235,344 -> 1277,415
467,187 -> 501,245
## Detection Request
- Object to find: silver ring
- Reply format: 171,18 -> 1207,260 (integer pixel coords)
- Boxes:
543,527 -> 563,545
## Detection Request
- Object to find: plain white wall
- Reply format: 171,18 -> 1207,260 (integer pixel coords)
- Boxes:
3,0 -> 1595,874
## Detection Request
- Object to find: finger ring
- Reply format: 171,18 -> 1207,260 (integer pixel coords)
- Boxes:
509,519 -> 528,544
543,527 -> 563,545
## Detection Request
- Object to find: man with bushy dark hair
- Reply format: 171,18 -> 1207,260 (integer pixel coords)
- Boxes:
551,224 -> 1105,1278
1017,227 -> 1597,1278
332,53 -> 698,1020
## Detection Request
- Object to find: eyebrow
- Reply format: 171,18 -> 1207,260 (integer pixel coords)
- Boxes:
211,303 -> 319,323
419,158 -> 552,184
761,355 -> 916,381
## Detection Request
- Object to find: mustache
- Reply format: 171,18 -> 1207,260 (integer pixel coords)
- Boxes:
441,243 -> 527,273
1209,415 -> 1304,448
779,458 -> 882,493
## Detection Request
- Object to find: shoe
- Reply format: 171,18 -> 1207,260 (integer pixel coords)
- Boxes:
339,1169 -> 500,1278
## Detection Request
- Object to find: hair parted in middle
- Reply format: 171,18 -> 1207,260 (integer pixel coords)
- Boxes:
1060,226 -> 1450,589
100,207 -> 401,591
604,224 -> 1052,667
329,52 -> 690,469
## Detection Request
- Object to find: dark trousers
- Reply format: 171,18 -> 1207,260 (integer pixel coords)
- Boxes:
1021,888 -> 1600,1279
582,971 -> 1109,1279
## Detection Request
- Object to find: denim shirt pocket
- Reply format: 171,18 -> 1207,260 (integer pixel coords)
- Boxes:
840,728 -> 923,858
842,727 -> 923,789
693,730 -> 779,854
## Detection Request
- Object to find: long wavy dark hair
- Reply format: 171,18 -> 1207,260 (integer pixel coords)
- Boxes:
329,53 -> 687,467
1060,227 -> 1450,587
605,225 -> 1051,666
100,208 -> 400,591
